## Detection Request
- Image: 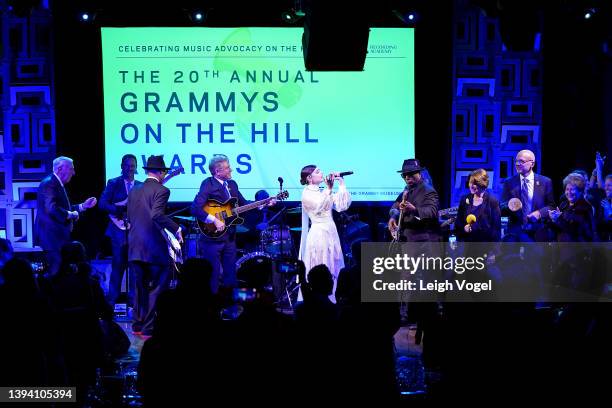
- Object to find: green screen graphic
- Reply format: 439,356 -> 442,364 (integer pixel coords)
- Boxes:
101,27 -> 415,201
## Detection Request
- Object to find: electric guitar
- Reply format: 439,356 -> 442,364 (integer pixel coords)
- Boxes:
391,191 -> 408,242
197,190 -> 289,238
438,206 -> 459,219
162,227 -> 183,265
108,167 -> 184,230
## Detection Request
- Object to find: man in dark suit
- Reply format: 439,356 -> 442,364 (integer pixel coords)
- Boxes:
128,155 -> 182,335
501,149 -> 555,240
34,156 -> 97,277
388,159 -> 441,242
191,154 -> 248,294
99,154 -> 143,308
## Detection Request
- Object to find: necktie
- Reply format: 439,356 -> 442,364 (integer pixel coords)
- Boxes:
223,181 -> 231,199
521,178 -> 532,215
126,181 -> 133,194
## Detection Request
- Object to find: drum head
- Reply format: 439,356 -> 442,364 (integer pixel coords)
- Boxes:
236,252 -> 273,289
260,225 -> 293,256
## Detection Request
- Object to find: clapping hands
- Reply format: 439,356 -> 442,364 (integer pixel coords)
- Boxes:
82,197 -> 97,209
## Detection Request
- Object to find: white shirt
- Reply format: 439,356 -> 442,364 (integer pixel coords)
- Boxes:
124,179 -> 134,194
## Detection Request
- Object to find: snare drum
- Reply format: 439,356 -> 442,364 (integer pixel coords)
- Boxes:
260,225 -> 293,256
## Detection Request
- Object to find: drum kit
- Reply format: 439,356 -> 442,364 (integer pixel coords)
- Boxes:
173,206 -> 303,258
173,205 -> 304,306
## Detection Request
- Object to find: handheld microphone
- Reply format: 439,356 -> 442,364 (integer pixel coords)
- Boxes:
338,171 -> 354,177
278,177 -> 283,188
466,214 -> 477,225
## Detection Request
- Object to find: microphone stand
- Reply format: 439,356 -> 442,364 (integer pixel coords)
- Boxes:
123,211 -> 130,314
278,178 -> 284,261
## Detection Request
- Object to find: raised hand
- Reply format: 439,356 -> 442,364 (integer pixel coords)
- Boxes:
549,208 -> 561,222
325,173 -> 335,189
596,151 -> 606,168
83,197 -> 97,209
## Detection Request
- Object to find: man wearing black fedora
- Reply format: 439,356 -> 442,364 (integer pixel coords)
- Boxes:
128,155 -> 182,335
388,159 -> 443,369
388,159 -> 441,242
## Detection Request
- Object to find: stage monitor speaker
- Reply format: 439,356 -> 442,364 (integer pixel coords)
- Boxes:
302,0 -> 370,71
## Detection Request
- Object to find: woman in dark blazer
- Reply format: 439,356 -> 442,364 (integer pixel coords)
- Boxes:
549,173 -> 597,242
455,168 -> 501,242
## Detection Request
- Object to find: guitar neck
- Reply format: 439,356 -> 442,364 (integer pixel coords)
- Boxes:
439,206 -> 459,216
233,197 -> 272,214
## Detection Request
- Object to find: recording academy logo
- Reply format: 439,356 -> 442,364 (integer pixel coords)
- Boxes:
369,44 -> 397,54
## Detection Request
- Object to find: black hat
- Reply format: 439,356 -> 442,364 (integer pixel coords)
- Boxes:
397,158 -> 426,174
143,155 -> 171,171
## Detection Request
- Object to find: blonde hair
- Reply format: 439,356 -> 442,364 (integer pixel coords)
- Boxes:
469,168 -> 489,190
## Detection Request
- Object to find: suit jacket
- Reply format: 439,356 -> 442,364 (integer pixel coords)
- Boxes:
501,173 -> 555,222
552,198 -> 597,242
191,177 -> 248,242
34,174 -> 79,252
99,176 -> 144,242
128,178 -> 179,265
391,181 -> 441,242
455,191 -> 501,242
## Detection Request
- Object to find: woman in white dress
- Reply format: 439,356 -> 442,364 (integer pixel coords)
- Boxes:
298,165 -> 352,301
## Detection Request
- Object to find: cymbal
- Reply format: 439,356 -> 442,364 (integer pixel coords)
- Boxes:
235,225 -> 249,233
174,215 -> 196,222
289,227 -> 302,232
286,206 -> 302,214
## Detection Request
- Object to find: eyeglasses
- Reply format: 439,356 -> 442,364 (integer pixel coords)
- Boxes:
515,159 -> 533,165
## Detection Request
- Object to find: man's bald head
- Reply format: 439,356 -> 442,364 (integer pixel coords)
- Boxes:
515,150 -> 535,176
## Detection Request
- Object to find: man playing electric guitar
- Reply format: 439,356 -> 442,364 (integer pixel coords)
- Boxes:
99,154 -> 142,308
191,154 -> 276,294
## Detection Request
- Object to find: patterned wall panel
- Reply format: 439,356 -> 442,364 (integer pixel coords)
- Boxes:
1,3 -> 54,250
476,101 -> 500,143
454,11 -> 480,51
450,0 -> 543,207
6,207 -> 34,248
0,63 -> 8,107
11,181 -> 39,208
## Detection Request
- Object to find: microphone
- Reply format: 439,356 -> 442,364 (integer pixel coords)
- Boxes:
466,214 -> 477,225
338,171 -> 353,177
278,177 -> 283,188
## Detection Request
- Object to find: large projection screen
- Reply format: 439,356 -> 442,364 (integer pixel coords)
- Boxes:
101,27 -> 414,201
